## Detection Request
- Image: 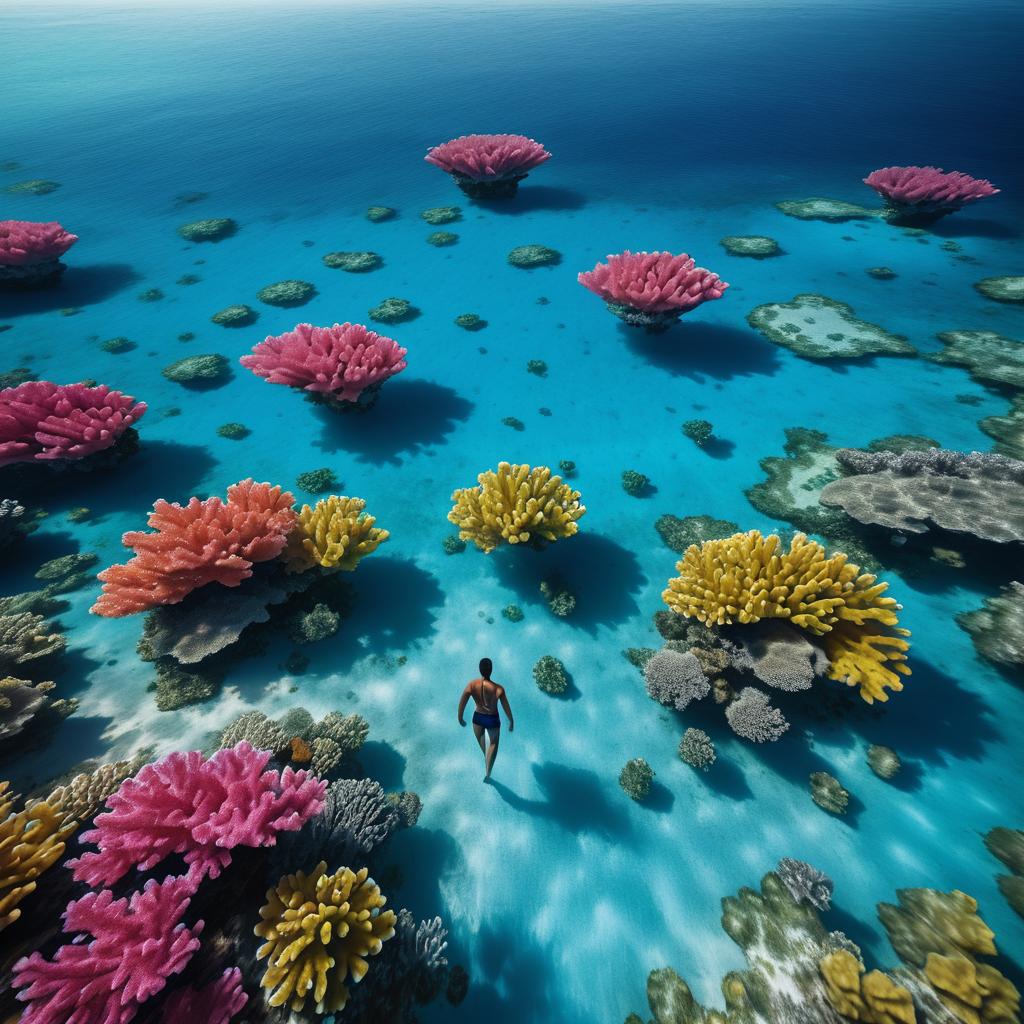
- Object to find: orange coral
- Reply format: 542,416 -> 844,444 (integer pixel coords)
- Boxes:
289,737 -> 312,763
92,480 -> 297,617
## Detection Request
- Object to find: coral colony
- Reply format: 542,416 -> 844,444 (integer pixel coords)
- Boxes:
1,108 -> 1020,1024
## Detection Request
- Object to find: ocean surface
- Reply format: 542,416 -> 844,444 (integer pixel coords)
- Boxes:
2,1 -> 1023,1020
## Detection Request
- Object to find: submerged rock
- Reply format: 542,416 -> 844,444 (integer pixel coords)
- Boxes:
369,297 -> 417,323
810,771 -> 849,814
211,303 -> 258,327
720,235 -> 781,258
930,330 -> 1024,391
974,275 -> 1024,304
775,197 -> 876,221
177,217 -> 237,242
257,279 -> 316,307
161,353 -> 231,386
323,250 -> 381,272
420,206 -> 461,225
957,581 -> 1024,668
366,205 -> 396,221
655,514 -> 739,553
507,245 -> 561,268
5,179 -> 61,196
867,744 -> 902,780
981,395 -> 1024,459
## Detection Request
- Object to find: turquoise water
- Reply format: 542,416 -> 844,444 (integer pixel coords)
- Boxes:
2,2 -> 1023,1021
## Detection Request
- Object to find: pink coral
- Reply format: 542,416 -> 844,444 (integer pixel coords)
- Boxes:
0,381 -> 147,468
240,322 -> 407,409
864,166 -> 999,224
159,969 -> 248,1024
425,134 -> 551,181
14,874 -> 202,1024
92,479 -> 298,617
0,220 -> 78,267
578,251 -> 728,329
68,742 -> 326,888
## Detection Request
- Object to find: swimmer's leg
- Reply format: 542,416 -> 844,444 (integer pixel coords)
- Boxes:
484,726 -> 500,779
472,723 -> 487,757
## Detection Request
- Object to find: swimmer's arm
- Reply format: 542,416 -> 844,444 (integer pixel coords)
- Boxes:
499,688 -> 514,732
457,686 -> 471,727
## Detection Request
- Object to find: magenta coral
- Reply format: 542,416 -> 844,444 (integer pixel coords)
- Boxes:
68,741 -> 326,887
578,250 -> 729,332
425,133 -> 551,198
159,969 -> 248,1024
0,381 -> 147,468
240,321 -> 408,411
92,479 -> 298,617
864,165 -> 999,225
14,874 -> 202,1024
0,220 -> 78,290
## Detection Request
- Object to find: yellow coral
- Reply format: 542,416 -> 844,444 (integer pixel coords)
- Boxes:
662,531 -> 910,702
925,953 -> 1021,1024
254,860 -> 397,1013
0,781 -> 76,931
285,496 -> 389,572
820,950 -> 916,1023
448,462 -> 585,553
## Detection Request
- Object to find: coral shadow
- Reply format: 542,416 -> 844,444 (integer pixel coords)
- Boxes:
696,756 -> 754,801
315,378 -> 473,464
491,532 -> 646,633
623,321 -> 781,381
702,437 -> 735,460
488,761 -> 631,839
0,264 -> 143,316
644,779 -> 675,813
7,712 -> 113,794
826,901 -> 884,955
473,185 -> 587,214
929,217 -> 1021,240
356,740 -> 406,791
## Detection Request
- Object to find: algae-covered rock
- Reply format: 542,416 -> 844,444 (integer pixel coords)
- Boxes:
323,251 -> 381,272
137,288 -> 163,303
161,353 -> 230,386
682,419 -> 714,447
957,582 -> 1024,669
775,197 -> 876,221
502,604 -> 523,622
867,744 -> 902,780
866,266 -> 898,280
810,771 -> 849,814
975,276 -> 1024,305
619,758 -> 654,801
930,330 -> 1024,391
655,514 -> 739,553
533,654 -> 569,695
981,395 -> 1024,460
5,179 -> 61,196
0,367 -> 35,389
427,231 -> 458,246
526,359 -> 547,376
747,294 -> 916,359
177,218 -> 237,242
295,467 -> 339,493
442,534 -> 465,555
720,235 -> 781,258
366,206 -> 396,222
100,336 -> 135,353
257,279 -> 316,307
621,469 -> 649,496
152,660 -> 221,711
507,245 -> 561,268
217,422 -> 250,440
211,304 -> 258,327
454,313 -> 486,331
421,206 -> 461,225
369,297 -> 416,323
678,728 -> 716,771
539,579 -> 575,617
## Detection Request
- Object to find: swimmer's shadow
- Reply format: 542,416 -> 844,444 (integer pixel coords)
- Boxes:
489,762 -> 631,838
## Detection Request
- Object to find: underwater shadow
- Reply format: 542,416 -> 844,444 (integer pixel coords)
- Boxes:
355,740 -> 406,791
696,756 -> 754,801
6,712 -> 113,794
644,779 -> 675,813
491,532 -> 646,633
0,264 -> 142,316
623,321 -> 781,382
315,378 -> 473,465
702,437 -> 736,460
472,185 -> 587,214
826,901 -> 884,955
489,761 -> 631,839
929,217 -> 1021,240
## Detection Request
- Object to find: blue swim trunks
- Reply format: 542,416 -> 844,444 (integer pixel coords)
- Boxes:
472,711 -> 501,729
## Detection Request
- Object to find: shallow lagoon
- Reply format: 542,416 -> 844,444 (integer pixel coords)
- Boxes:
2,2 -> 1023,1021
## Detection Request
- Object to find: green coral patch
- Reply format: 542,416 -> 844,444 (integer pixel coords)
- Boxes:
930,330 -> 1024,391
322,251 -> 381,272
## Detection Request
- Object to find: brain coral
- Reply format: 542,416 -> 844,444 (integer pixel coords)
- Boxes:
92,479 -> 298,617
0,381 -> 147,467
864,166 -> 999,225
448,462 -> 585,553
662,530 -> 910,703
240,322 -> 408,410
285,495 -> 389,572
425,134 -> 550,198
255,860 -> 397,1013
578,250 -> 728,330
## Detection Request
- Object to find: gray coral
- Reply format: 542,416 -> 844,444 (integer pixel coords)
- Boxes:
678,728 -> 716,771
643,649 -> 710,710
0,612 -> 65,675
821,448 -> 1024,544
777,857 -> 834,910
724,687 -> 789,742
957,581 -> 1024,668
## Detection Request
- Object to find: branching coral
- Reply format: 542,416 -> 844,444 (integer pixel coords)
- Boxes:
68,741 -> 325,887
864,166 -> 999,225
663,531 -> 911,703
255,861 -> 397,1013
725,686 -> 789,742
578,250 -> 728,331
240,322 -> 408,411
159,968 -> 247,1024
14,874 -> 202,1023
39,753 -> 149,827
92,479 -> 298,616
449,462 -> 585,552
0,783 -> 75,931
0,613 -> 65,675
0,381 -> 146,467
0,220 -> 78,289
425,133 -> 551,198
285,495 -> 389,572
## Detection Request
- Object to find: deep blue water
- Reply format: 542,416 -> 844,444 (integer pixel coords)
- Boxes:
2,2 -> 1023,1022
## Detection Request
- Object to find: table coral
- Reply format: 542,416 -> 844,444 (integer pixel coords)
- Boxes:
0,783 -> 75,932
663,530 -> 911,703
284,495 -> 389,572
448,461 -> 585,552
241,321 -> 408,411
0,381 -> 147,468
93,479 -> 298,616
420,206 -> 461,224
0,220 -> 78,290
366,205 -> 396,222
578,250 -> 728,332
425,133 -> 551,198
255,861 -> 398,1013
864,166 -> 999,226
